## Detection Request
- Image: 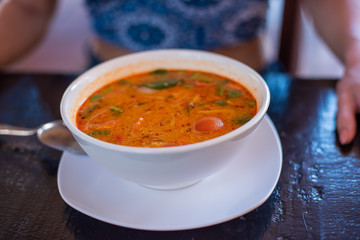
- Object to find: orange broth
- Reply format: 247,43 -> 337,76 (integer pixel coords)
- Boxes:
76,69 -> 257,147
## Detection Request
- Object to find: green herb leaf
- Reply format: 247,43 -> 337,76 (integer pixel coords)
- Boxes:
232,116 -> 252,125
216,79 -> 228,96
199,77 -> 212,82
109,106 -> 123,115
184,84 -> 194,88
248,100 -> 256,107
88,130 -> 111,137
151,69 -> 167,75
226,89 -> 241,98
192,72 -> 201,79
110,106 -> 121,111
90,94 -> 103,101
141,78 -> 180,89
80,104 -> 98,119
118,79 -> 129,85
217,86 -> 225,96
214,100 -> 228,106
102,87 -> 113,94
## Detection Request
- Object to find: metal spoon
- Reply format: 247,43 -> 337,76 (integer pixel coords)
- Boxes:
0,120 -> 85,155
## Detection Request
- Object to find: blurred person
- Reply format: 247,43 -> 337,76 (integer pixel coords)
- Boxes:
0,0 -> 359,145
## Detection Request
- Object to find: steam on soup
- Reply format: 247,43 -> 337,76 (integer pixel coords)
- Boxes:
76,69 -> 257,147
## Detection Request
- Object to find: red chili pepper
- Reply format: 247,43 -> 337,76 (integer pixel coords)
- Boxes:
115,135 -> 122,143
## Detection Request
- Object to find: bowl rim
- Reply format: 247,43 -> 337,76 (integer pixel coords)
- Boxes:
60,49 -> 270,155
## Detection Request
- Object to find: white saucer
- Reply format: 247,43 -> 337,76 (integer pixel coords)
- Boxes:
57,115 -> 282,231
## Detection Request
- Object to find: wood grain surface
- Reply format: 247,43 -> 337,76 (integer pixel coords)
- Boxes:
0,73 -> 359,240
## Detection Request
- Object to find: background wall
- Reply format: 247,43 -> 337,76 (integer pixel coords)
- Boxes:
296,8 -> 344,78
2,0 -> 344,78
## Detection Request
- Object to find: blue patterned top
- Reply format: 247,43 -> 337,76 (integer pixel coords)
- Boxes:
85,0 -> 268,51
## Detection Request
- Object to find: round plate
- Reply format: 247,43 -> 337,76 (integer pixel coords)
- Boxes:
57,115 -> 282,231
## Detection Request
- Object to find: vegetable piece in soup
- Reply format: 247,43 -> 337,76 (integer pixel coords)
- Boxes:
76,69 -> 257,147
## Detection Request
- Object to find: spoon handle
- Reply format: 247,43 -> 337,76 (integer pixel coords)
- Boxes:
0,124 -> 37,136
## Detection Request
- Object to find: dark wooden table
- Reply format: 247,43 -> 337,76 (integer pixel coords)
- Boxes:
0,72 -> 359,240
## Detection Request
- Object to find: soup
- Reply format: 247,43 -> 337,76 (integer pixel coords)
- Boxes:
76,69 -> 257,147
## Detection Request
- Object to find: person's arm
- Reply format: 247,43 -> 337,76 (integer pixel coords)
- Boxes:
301,0 -> 360,145
0,0 -> 57,66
